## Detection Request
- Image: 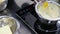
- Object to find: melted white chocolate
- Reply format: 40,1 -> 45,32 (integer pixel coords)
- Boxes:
38,3 -> 59,20
0,25 -> 12,34
0,17 -> 16,34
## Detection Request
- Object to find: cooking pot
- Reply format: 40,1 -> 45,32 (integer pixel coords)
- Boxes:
34,0 -> 60,32
34,0 -> 60,24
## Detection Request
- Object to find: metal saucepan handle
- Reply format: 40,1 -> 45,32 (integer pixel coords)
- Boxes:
34,0 -> 39,3
34,0 -> 46,3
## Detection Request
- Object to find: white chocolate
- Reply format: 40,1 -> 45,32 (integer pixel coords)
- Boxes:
38,3 -> 60,20
0,25 -> 12,34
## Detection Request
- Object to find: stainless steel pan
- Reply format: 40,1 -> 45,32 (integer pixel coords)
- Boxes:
34,0 -> 60,32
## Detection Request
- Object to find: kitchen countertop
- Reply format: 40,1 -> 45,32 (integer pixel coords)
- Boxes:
6,0 -> 35,34
7,0 -> 34,12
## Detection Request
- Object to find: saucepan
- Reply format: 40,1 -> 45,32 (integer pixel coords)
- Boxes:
34,0 -> 60,32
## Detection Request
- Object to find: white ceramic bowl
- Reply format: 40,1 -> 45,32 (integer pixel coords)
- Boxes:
0,16 -> 20,34
0,0 -> 8,11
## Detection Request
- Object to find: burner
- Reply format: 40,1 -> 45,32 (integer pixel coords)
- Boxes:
16,4 -> 60,34
34,19 -> 57,34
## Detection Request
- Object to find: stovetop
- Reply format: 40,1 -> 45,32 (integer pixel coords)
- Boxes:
0,0 -> 59,34
16,3 -> 60,34
16,4 -> 38,34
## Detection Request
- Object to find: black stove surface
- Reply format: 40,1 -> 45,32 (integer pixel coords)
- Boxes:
16,4 -> 60,34
16,4 -> 38,28
16,4 -> 38,34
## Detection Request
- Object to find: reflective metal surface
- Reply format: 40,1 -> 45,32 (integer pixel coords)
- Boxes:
0,0 -> 8,11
